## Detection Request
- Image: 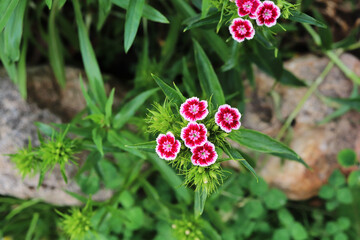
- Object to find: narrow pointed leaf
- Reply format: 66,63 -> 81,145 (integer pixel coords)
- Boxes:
193,40 -> 225,106
113,88 -> 158,129
288,10 -> 327,28
73,0 -> 107,107
194,188 -> 207,217
230,129 -> 309,168
112,0 -> 169,23
124,0 -> 145,53
151,74 -> 185,105
0,0 -> 20,33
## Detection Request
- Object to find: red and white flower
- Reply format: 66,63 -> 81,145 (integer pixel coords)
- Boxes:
191,142 -> 218,167
180,97 -> 209,122
156,132 -> 181,160
236,0 -> 261,19
215,104 -> 241,133
229,18 -> 255,43
255,1 -> 281,27
181,122 -> 207,148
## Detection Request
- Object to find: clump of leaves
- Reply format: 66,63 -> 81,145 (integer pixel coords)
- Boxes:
9,126 -> 81,185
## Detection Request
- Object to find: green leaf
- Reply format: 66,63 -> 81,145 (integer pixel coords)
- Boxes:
97,160 -> 121,189
245,200 -> 264,219
325,221 -> 339,235
151,74 -> 185,105
224,147 -> 258,180
290,223 -> 308,240
279,70 -> 307,87
73,0 -> 107,108
182,57 -> 196,96
112,0 -> 169,23
263,189 -> 287,210
107,130 -> 146,159
230,129 -> 308,167
2,0 -> 26,63
337,217 -> 351,231
125,141 -> 156,150
334,232 -> 348,240
0,0 -> 20,33
336,188 -> 353,204
249,178 -> 268,196
288,10 -> 327,28
184,12 -> 221,31
277,208 -> 294,227
318,185 -> 335,200
77,169 -> 100,195
25,212 -> 39,240
193,40 -> 225,106
49,0 -> 66,87
194,188 -> 207,217
124,0 -> 145,53
337,149 -> 357,167
79,77 -> 102,114
45,0 -> 52,9
272,229 -> 290,240
148,153 -> 191,204
92,128 -> 103,156
17,28 -> 27,98
113,88 -> 158,129
328,170 -> 346,187
105,88 -> 115,121
348,170 -> 360,188
328,97 -> 360,111
97,0 -> 112,30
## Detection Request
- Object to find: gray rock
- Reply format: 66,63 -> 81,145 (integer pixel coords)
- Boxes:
0,70 -> 111,205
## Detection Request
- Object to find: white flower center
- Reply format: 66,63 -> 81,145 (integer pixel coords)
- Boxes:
189,130 -> 199,141
224,113 -> 233,123
200,150 -> 210,159
245,2 -> 252,9
264,10 -> 272,19
191,104 -> 199,113
237,25 -> 246,34
164,141 -> 172,152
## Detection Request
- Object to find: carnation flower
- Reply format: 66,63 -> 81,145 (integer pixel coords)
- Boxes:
236,0 -> 261,19
191,142 -> 218,167
255,1 -> 281,27
180,97 -> 209,122
156,132 -> 181,160
215,104 -> 241,133
229,18 -> 255,43
181,122 -> 208,148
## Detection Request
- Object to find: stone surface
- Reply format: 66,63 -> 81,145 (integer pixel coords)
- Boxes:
242,54 -> 360,200
0,70 -> 111,205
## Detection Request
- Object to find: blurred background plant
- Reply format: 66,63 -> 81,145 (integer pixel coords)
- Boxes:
0,0 -> 359,239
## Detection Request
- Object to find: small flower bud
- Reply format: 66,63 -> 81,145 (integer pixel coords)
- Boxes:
185,230 -> 190,235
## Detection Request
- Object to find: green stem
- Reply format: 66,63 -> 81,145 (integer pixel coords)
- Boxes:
326,50 -> 360,85
276,53 -> 338,140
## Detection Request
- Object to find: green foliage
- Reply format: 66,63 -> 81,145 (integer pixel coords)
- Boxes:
9,126 -> 81,185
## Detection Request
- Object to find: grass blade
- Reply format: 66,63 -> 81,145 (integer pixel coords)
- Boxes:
113,88 -> 158,129
152,74 -> 186,105
49,0 -> 66,87
124,0 -> 145,53
73,0 -> 107,108
193,39 -> 225,106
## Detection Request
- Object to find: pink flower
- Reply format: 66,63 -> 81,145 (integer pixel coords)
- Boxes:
215,104 -> 241,133
180,97 -> 209,122
236,0 -> 261,19
156,132 -> 181,160
181,122 -> 208,148
191,142 -> 218,167
229,18 -> 255,43
255,1 -> 281,27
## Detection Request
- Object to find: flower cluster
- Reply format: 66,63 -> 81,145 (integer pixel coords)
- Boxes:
155,97 -> 242,167
229,0 -> 281,42
151,97 -> 242,193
